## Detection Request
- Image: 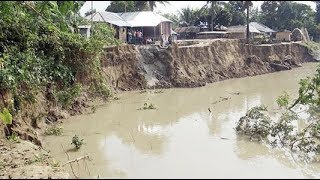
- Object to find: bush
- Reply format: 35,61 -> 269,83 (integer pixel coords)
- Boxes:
0,1 -> 119,113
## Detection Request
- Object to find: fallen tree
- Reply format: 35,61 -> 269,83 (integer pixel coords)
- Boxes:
236,60 -> 320,162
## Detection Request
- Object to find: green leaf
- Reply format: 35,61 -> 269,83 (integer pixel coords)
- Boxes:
0,108 -> 13,125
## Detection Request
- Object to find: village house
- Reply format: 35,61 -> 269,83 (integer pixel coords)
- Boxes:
249,22 -> 276,37
85,11 -> 173,43
227,25 -> 261,39
226,22 -> 276,42
196,31 -> 229,39
276,30 -> 291,42
174,26 -> 200,39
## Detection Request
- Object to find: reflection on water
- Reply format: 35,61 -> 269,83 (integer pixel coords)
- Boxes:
44,63 -> 320,178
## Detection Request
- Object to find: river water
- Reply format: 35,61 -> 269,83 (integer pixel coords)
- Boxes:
44,63 -> 320,178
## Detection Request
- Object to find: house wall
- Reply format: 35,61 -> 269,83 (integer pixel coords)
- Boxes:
141,27 -> 157,39
79,28 -> 90,39
229,32 -> 246,39
118,26 -> 127,42
160,22 -> 172,40
197,33 -> 228,39
276,32 -> 291,42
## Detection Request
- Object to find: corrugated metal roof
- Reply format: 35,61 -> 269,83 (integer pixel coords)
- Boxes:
86,11 -> 172,27
78,25 -> 91,29
249,22 -> 276,33
117,11 -> 172,27
171,30 -> 178,35
174,26 -> 200,33
85,12 -> 131,27
197,31 -> 229,35
227,25 -> 261,33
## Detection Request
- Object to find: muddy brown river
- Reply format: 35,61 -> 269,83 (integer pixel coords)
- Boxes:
44,63 -> 320,178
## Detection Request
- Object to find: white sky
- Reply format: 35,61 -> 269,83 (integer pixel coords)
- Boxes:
80,1 -> 316,17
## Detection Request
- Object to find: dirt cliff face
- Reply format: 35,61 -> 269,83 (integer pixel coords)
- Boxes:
100,39 -> 317,91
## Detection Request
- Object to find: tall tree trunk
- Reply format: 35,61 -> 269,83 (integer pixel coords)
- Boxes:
210,3 -> 214,31
211,14 -> 213,31
246,6 -> 250,44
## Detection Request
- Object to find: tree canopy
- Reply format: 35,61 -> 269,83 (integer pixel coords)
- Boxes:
105,1 -> 169,12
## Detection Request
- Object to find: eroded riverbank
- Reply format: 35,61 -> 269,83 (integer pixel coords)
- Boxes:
43,62 -> 320,178
102,40 -> 315,90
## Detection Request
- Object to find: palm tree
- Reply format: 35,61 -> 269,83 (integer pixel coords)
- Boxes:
134,1 -> 169,11
179,7 -> 196,26
148,1 -> 169,11
134,1 -> 148,11
242,1 -> 253,44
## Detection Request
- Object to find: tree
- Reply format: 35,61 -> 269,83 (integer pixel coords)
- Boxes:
260,1 -> 280,30
148,1 -> 169,11
242,1 -> 253,44
31,1 -> 85,32
134,1 -> 148,11
215,9 -> 232,26
206,1 -> 225,31
179,7 -> 197,26
259,1 -> 318,41
159,12 -> 180,29
275,2 -> 315,31
249,6 -> 261,22
314,1 -> 320,24
133,1 -> 169,11
106,1 -> 135,13
225,1 -> 246,26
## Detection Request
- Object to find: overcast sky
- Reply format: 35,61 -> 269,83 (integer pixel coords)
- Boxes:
80,1 -> 316,17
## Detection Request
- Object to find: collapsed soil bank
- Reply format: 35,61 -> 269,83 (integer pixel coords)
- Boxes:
101,39 -> 316,91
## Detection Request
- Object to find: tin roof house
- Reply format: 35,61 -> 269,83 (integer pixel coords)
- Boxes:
85,11 -> 173,42
227,22 -> 276,40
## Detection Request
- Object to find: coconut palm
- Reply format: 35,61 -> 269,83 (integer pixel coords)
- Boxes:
134,1 -> 148,11
148,1 -> 169,11
134,1 -> 169,11
179,7 -> 197,26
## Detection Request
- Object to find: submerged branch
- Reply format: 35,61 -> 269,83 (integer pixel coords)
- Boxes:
62,154 -> 90,166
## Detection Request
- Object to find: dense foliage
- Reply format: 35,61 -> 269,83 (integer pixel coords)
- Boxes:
158,1 -> 320,41
0,1 -> 119,115
105,1 -> 168,13
236,47 -> 320,162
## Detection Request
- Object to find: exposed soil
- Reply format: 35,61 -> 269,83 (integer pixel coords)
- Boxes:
0,139 -> 69,179
101,39 -> 315,90
0,90 -> 93,179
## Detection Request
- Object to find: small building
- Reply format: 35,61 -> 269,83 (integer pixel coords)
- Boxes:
78,25 -> 91,39
196,31 -> 229,39
174,26 -> 200,39
227,25 -> 261,39
276,30 -> 291,42
85,11 -> 172,43
249,22 -> 276,36
171,30 -> 178,41
85,11 -> 130,42
117,11 -> 172,42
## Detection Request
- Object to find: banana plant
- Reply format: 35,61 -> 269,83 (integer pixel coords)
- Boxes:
0,108 -> 12,125
0,108 -> 12,137
30,1 -> 85,32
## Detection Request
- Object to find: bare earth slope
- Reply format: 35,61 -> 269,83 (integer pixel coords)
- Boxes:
101,39 -> 315,91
